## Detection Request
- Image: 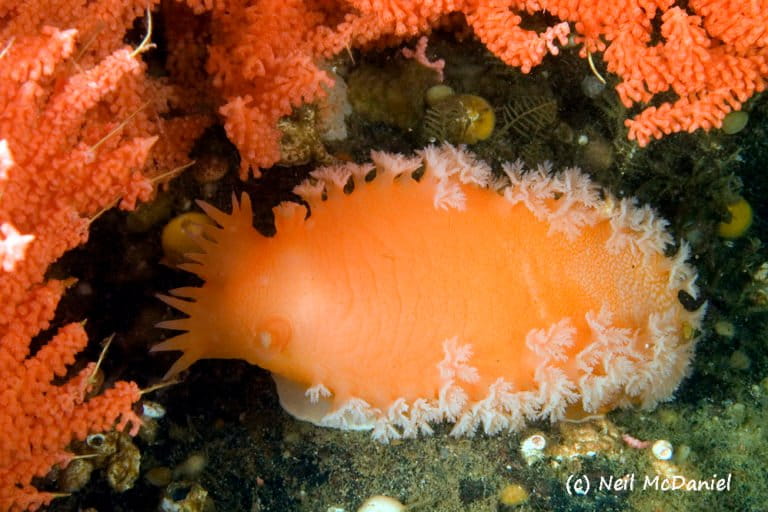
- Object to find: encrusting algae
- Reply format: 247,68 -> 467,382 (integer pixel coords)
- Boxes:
154,145 -> 704,442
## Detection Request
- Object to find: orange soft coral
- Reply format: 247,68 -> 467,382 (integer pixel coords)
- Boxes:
178,0 -> 572,177
156,145 -> 703,442
175,0 -> 767,175
0,2 -> 209,509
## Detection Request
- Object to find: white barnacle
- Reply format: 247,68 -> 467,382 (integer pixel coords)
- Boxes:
141,401 -> 166,419
652,439 -> 673,460
521,433 -> 547,465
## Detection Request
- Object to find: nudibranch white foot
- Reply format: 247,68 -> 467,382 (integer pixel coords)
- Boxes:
154,144 -> 704,442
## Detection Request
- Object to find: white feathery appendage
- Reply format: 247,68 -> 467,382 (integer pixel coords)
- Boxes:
371,150 -> 423,179
524,318 -> 576,363
578,356 -> 637,413
605,198 -> 673,259
405,399 -> 439,437
293,162 -> 374,203
371,402 -> 401,443
534,365 -> 578,422
490,173 -> 511,192
371,399 -> 411,443
372,417 -> 401,443
294,162 -> 372,202
348,162 -> 375,181
502,162 -> 601,239
364,379 -> 549,441
310,164 -> 353,190
438,144 -> 493,187
319,398 -> 376,429
418,145 -> 450,179
575,308 -> 645,411
292,179 -> 325,201
625,307 -> 695,408
419,144 -> 493,186
305,383 -> 331,403
437,337 -> 479,382
449,378 -> 523,437
577,307 -> 641,373
500,159 -> 526,182
433,179 -> 467,211
604,195 -> 701,301
570,302 -> 698,413
438,380 -> 469,422
666,241 -> 700,298
503,161 -> 552,221
354,330 -> 567,441
337,304 -> 692,441
543,168 -> 602,239
365,397 -> 443,443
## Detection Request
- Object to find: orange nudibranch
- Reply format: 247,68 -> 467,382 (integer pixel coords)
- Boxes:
154,145 -> 704,441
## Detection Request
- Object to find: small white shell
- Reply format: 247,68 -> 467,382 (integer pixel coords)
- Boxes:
357,496 -> 405,512
652,440 -> 673,460
520,433 -> 547,464
141,400 -> 167,419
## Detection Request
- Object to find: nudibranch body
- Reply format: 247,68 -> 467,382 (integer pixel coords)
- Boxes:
155,145 -> 703,442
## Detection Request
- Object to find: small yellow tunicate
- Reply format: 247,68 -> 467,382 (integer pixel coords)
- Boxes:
657,408 -> 679,426
721,110 -> 749,135
674,444 -> 691,464
499,483 -> 529,506
714,320 -> 735,338
456,94 -> 495,143
425,84 -> 455,106
682,322 -> 694,340
174,453 -> 207,479
717,197 -> 753,239
145,466 -> 173,487
729,349 -> 751,370
161,212 -> 216,265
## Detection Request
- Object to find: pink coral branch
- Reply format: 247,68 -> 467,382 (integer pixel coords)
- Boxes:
622,433 -> 651,449
402,36 -> 445,82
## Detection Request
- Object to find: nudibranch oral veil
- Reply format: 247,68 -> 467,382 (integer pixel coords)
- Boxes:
154,145 -> 704,442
